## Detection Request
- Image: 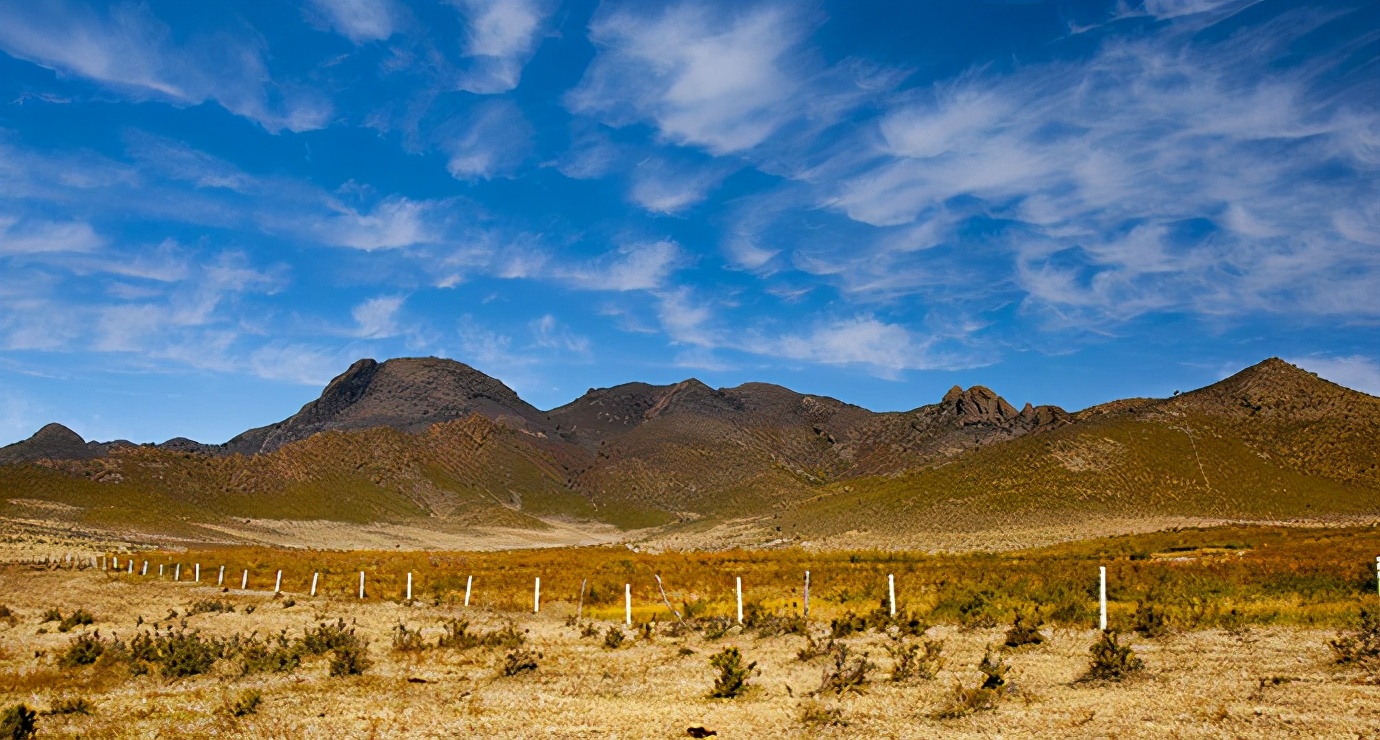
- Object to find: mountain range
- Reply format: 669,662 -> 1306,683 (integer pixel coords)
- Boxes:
2,357 -> 1377,550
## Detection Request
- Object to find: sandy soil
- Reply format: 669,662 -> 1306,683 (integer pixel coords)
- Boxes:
0,566 -> 1376,738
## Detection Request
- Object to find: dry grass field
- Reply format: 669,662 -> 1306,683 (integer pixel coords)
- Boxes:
1,525 -> 1378,738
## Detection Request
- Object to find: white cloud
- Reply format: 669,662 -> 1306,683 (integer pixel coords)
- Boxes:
769,316 -> 940,375
1289,355 -> 1380,397
452,0 -> 551,94
655,287 -> 716,346
442,100 -> 533,180
307,0 -> 398,43
530,314 -> 590,354
568,3 -> 808,155
796,6 -> 1380,328
0,1 -> 331,133
628,157 -> 731,214
562,241 -> 683,292
248,343 -> 349,386
352,295 -> 404,338
310,197 -> 442,250
0,217 -> 104,254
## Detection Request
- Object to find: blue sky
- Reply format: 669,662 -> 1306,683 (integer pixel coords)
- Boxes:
0,0 -> 1377,445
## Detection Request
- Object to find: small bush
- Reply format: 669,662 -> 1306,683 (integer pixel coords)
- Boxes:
328,640 -> 370,677
42,697 -> 92,716
437,619 -> 480,650
828,611 -> 866,639
1004,612 -> 1045,649
502,648 -> 540,676
1133,601 -> 1170,638
699,616 -> 733,640
0,605 -> 15,627
603,626 -> 626,650
978,647 -> 1008,689
187,600 -> 234,616
226,689 -> 261,718
797,698 -> 845,727
0,704 -> 37,739
158,631 -> 222,678
230,632 -> 301,675
301,619 -> 356,656
797,633 -> 835,662
889,639 -> 944,682
57,609 -> 94,633
708,647 -> 755,698
932,682 -> 1002,719
480,622 -> 526,650
59,633 -> 106,668
40,608 -> 61,624
579,622 -> 599,639
392,623 -> 428,652
1081,631 -> 1144,682
1330,609 -> 1380,667
816,644 -> 873,696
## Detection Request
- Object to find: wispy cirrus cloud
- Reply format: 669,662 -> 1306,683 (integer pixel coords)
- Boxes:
307,0 -> 400,44
0,0 -> 332,132
451,0 -> 552,94
1289,354 -> 1380,397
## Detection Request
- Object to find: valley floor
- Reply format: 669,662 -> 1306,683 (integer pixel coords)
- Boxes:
1,565 -> 1377,738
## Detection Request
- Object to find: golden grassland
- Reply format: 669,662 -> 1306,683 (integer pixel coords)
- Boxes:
0,528 -> 1378,737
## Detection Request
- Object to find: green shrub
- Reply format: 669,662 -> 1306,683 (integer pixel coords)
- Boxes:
1081,631 -> 1144,682
59,633 -> 105,667
187,600 -> 234,616
229,632 -> 301,675
40,608 -> 61,624
798,698 -> 845,727
226,689 -> 261,718
158,631 -> 222,678
437,619 -> 480,650
0,704 -> 37,739
328,640 -> 370,677
708,647 -> 755,698
301,619 -> 356,656
57,609 -> 94,633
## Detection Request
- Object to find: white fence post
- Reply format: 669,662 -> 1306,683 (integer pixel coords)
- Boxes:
159,564 -> 164,577
142,561 -> 148,576
736,576 -> 743,624
1099,566 -> 1108,631
406,572 -> 413,602
534,577 -> 541,613
625,583 -> 632,626
464,575 -> 472,607
218,565 -> 224,586
311,572 -> 319,597
127,560 -> 133,574
274,570 -> 282,594
241,569 -> 248,590
359,571 -> 365,600
174,564 -> 180,581
194,564 -> 200,583
804,570 -> 810,618
888,574 -> 896,617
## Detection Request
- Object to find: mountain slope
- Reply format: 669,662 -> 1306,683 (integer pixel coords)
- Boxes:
0,356 -> 1375,549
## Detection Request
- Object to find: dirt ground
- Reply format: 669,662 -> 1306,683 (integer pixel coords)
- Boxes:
0,566 -> 1377,739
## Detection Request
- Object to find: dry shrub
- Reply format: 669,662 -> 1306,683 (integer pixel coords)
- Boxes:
1080,631 -> 1144,682
816,643 -> 873,696
889,639 -> 944,682
437,619 -> 480,650
501,648 -> 540,676
0,704 -> 37,739
1004,612 -> 1045,648
224,689 -> 261,718
602,626 -> 626,650
708,647 -> 755,698
797,698 -> 845,727
41,697 -> 91,716
1330,609 -> 1380,667
230,632 -> 301,675
391,623 -> 427,652
796,633 -> 835,662
187,600 -> 234,616
932,647 -> 1008,719
1133,601 -> 1170,638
